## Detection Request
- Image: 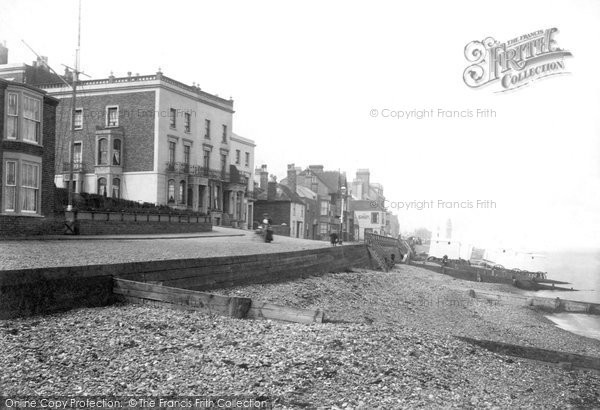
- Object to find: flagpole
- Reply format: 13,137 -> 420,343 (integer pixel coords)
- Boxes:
66,0 -> 81,211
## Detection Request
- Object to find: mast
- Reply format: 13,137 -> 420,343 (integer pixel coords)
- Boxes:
67,0 -> 82,211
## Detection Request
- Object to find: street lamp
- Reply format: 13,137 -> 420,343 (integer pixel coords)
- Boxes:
340,186 -> 347,242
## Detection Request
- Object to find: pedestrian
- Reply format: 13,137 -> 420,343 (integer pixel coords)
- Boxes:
262,213 -> 274,243
330,232 -> 338,246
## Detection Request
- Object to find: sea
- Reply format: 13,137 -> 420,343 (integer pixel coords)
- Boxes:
525,249 -> 600,341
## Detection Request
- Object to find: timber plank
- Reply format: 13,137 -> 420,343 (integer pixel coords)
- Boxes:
113,278 -> 250,317
457,336 -> 600,371
247,301 -> 324,324
113,279 -> 324,324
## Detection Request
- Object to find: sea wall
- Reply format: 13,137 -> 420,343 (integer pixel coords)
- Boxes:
0,244 -> 371,319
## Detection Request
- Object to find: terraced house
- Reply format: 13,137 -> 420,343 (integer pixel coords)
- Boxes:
0,46 -> 255,226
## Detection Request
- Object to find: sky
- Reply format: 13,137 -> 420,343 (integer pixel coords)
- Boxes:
1,0 -> 599,252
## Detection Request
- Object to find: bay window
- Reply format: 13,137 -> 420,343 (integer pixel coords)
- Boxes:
4,161 -> 16,211
98,138 -> 108,165
112,139 -> 121,165
97,177 -> 107,196
21,163 -> 39,212
6,93 -> 18,140
2,157 -> 41,215
168,179 -> 175,203
112,178 -> 121,199
23,96 -> 41,143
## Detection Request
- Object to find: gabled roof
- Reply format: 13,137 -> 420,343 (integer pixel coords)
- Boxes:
296,168 -> 347,194
320,171 -> 342,192
279,178 -> 318,201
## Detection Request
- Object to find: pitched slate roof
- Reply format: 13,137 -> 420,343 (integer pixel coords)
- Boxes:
254,184 -> 304,204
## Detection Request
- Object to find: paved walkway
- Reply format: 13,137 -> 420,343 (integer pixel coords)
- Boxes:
0,227 -> 332,271
15,228 -> 245,241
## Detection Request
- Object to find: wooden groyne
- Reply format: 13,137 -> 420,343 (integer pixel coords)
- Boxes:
113,278 -> 325,324
410,261 -> 576,291
466,289 -> 600,316
457,336 -> 600,371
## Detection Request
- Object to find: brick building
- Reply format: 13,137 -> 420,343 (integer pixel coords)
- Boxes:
283,165 -> 352,241
0,46 -> 252,227
253,166 -> 306,238
0,78 -> 59,236
280,164 -> 319,239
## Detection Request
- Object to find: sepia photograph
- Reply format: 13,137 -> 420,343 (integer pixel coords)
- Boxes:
0,0 -> 599,408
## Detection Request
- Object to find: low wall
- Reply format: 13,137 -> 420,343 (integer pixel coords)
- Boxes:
0,244 -> 372,319
0,215 -> 64,238
74,211 -> 212,235
0,211 -> 212,238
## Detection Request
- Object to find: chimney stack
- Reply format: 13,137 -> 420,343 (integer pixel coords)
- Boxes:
287,163 -> 297,194
308,164 -> 324,174
259,164 -> 268,190
356,169 -> 370,200
63,67 -> 73,84
0,41 -> 7,65
267,181 -> 277,201
37,56 -> 48,68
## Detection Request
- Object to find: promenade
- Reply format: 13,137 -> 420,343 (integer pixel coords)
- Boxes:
0,228 -> 331,271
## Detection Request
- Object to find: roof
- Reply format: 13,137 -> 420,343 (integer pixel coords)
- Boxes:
255,184 -> 304,204
295,185 -> 318,200
296,168 -> 347,194
0,78 -> 59,103
320,171 -> 342,192
231,132 -> 256,146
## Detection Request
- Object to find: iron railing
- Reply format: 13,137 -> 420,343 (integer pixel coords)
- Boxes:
62,161 -> 86,173
165,162 -> 230,181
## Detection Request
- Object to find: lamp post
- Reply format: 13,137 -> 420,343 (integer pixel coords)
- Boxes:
340,186 -> 346,242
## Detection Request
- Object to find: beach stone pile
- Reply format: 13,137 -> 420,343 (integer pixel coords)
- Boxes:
1,266 -> 599,408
